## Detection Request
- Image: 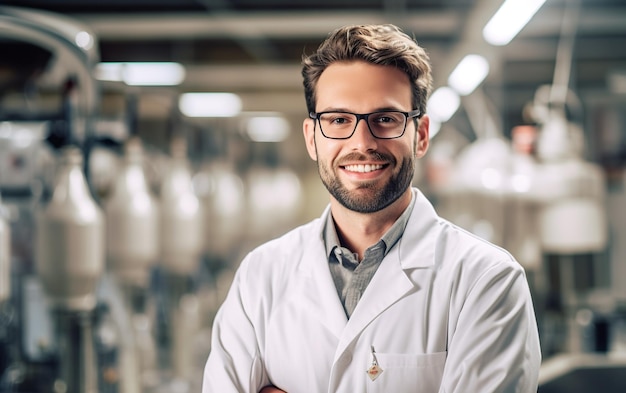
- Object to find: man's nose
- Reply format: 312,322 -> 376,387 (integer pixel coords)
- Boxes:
349,118 -> 378,150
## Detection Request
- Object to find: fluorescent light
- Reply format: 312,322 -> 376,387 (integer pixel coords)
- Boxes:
95,62 -> 124,82
178,92 -> 242,117
483,0 -> 547,46
95,62 -> 186,86
246,116 -> 290,142
123,62 -> 185,86
448,54 -> 490,96
427,87 -> 460,123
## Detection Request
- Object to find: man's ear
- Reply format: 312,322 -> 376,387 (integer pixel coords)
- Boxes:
415,114 -> 430,158
303,118 -> 318,161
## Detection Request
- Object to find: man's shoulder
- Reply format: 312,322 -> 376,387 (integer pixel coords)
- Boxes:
235,216 -> 325,288
436,218 -> 520,270
247,216 -> 324,258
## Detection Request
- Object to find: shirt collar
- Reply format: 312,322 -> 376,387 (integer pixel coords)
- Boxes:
323,189 -> 417,259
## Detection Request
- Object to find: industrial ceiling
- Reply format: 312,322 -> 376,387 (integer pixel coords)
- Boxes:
1,0 -> 626,164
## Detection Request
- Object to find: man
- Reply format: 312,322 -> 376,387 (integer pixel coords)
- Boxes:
203,24 -> 541,392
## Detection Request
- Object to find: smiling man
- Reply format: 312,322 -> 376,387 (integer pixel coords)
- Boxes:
202,24 -> 541,393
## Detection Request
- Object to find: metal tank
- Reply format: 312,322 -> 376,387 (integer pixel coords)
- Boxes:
36,146 -> 104,311
160,137 -> 203,276
158,136 -> 203,385
105,136 -> 159,289
104,136 -> 159,393
35,146 -> 105,393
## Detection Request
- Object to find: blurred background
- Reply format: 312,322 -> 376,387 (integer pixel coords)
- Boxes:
0,0 -> 625,392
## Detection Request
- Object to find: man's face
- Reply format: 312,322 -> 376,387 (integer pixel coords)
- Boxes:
303,60 -> 429,213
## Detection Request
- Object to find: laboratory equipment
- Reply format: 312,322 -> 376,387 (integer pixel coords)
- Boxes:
104,135 -> 159,392
158,136 -> 204,386
35,145 -> 105,393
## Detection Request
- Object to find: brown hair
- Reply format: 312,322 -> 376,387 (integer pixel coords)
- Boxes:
302,24 -> 433,116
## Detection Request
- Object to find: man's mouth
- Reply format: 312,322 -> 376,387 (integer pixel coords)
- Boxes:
342,164 -> 386,173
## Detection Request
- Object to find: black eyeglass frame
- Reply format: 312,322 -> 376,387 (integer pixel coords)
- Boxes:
309,109 -> 422,140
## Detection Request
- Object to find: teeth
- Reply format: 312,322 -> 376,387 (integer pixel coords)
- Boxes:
344,164 -> 384,173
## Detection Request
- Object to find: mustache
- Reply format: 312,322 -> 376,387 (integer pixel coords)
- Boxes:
337,151 -> 393,165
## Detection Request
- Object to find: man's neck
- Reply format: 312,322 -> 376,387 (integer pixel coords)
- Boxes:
330,189 -> 412,260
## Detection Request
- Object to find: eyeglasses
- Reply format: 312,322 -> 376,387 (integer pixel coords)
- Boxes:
309,109 -> 421,140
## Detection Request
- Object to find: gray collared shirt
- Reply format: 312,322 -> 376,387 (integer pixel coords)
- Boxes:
324,190 -> 416,318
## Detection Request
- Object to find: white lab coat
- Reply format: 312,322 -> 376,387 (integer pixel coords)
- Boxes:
203,188 -> 541,392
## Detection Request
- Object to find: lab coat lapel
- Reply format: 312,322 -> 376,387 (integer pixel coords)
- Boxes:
335,243 -> 414,358
334,189 -> 442,359
299,207 -> 348,337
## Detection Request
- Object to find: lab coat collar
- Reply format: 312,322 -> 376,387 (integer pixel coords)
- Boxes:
316,187 -> 441,269
396,187 -> 442,269
297,188 -> 442,342
299,210 -> 350,334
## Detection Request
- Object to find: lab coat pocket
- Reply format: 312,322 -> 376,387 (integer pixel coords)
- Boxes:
366,351 -> 446,393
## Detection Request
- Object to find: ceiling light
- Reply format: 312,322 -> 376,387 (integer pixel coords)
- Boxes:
483,0 -> 547,46
246,115 -> 290,142
74,31 -> 94,50
448,54 -> 490,96
95,62 -> 124,82
178,92 -> 242,117
123,62 -> 185,86
95,62 -> 186,86
427,87 -> 460,123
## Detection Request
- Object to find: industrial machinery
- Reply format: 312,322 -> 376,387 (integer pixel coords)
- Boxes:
35,144 -> 106,393
0,6 -> 213,391
426,5 -> 626,391
0,6 -> 121,392
157,135 -> 204,387
104,135 -> 159,393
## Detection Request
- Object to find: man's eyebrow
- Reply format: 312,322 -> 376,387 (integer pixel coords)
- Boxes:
316,106 -> 405,113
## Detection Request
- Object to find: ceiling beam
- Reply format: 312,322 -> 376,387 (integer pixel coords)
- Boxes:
73,7 -> 626,41
73,10 -> 460,40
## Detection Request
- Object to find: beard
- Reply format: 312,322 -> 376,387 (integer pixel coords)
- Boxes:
316,150 -> 415,214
